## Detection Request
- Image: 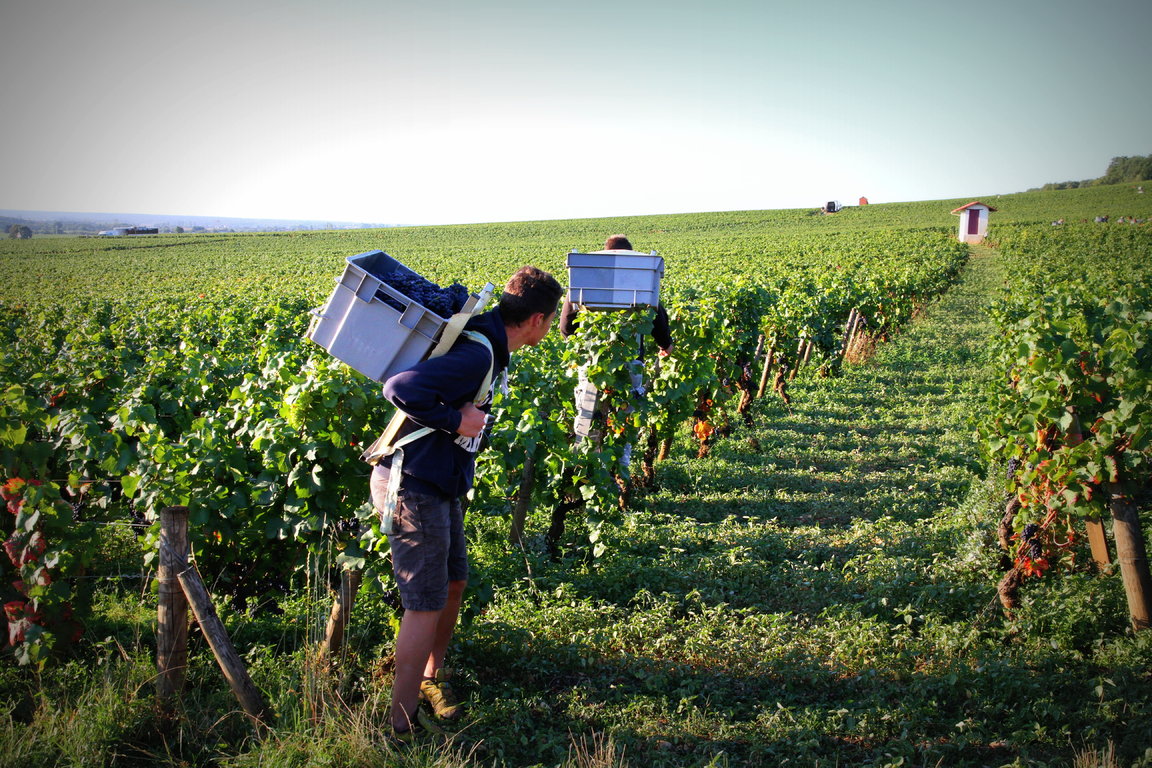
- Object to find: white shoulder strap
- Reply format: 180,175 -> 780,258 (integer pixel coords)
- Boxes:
460,329 -> 495,402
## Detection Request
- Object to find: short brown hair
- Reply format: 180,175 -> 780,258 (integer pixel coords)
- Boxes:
498,266 -> 563,326
604,234 -> 632,250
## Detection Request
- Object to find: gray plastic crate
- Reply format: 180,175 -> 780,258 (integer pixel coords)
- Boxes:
306,250 -> 450,382
566,249 -> 664,310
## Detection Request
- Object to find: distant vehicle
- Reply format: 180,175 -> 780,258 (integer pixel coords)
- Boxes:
824,200 -> 842,213
97,226 -> 159,236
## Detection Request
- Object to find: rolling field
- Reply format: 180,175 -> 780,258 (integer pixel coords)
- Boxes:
0,184 -> 1150,767
2,182 -> 1149,304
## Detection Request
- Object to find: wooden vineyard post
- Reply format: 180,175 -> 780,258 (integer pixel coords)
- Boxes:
1085,517 -> 1112,572
157,506 -> 190,714
321,569 -> 364,661
756,344 -> 776,399
1065,410 -> 1112,573
172,553 -> 270,727
840,309 -> 859,359
1106,483 -> 1152,631
789,335 -> 805,382
509,452 -> 536,547
846,312 -> 865,359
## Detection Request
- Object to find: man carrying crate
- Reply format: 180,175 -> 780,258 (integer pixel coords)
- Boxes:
559,234 -> 673,359
561,235 -> 673,463
368,266 -> 563,741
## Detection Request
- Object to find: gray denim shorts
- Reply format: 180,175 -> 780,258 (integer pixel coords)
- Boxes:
370,465 -> 468,612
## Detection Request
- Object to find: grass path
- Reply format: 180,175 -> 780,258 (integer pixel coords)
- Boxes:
670,242 -> 1003,528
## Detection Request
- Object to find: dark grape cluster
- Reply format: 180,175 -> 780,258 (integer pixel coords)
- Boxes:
381,587 -> 403,611
375,270 -> 469,318
335,516 -> 361,536
1021,523 -> 1042,558
1006,457 -> 1020,480
129,503 -> 148,537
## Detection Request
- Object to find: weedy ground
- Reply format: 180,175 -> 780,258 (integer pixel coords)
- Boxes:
2,247 -> 1150,767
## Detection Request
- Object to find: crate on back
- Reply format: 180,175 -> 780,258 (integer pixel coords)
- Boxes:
306,250 -> 481,382
566,249 -> 664,311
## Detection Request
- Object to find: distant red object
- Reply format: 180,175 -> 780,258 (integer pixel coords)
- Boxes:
859,197 -> 869,206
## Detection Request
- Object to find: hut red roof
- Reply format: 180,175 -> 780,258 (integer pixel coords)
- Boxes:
951,201 -> 997,214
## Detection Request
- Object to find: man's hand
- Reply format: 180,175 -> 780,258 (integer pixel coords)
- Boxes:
456,402 -> 488,438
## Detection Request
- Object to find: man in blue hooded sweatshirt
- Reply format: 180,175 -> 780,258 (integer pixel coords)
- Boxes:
371,265 -> 563,740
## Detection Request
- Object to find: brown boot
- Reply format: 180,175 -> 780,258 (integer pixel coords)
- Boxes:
418,669 -> 463,722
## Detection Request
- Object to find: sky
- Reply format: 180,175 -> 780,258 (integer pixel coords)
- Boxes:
2,0 -> 1149,226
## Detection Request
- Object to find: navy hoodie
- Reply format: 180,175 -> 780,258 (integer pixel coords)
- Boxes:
378,310 -> 510,499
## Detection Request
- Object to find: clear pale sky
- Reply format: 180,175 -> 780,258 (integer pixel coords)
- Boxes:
2,0 -> 1149,225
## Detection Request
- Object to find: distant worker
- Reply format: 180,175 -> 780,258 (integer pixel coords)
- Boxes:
559,235 -> 673,357
561,235 -> 673,471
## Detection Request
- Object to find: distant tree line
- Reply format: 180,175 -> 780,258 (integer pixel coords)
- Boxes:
0,218 -> 213,237
1,216 -> 133,236
0,215 -> 367,237
1033,155 -> 1152,191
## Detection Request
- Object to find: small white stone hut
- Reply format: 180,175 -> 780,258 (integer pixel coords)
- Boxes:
951,201 -> 996,244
